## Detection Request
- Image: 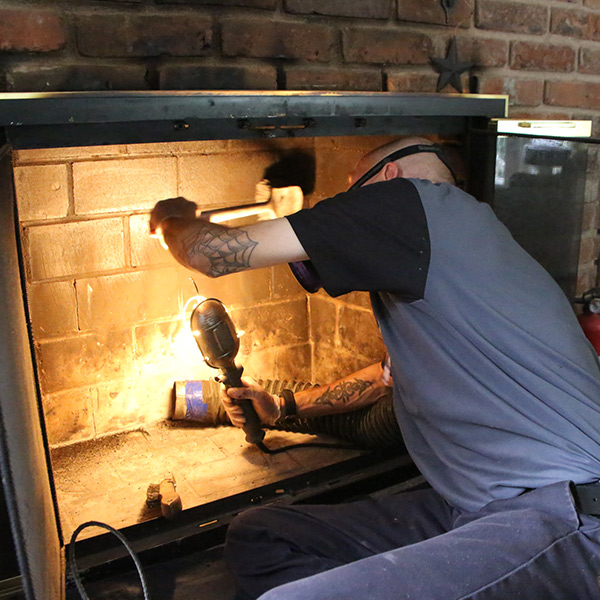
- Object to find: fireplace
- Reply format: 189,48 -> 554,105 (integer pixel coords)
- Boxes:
4,91 -> 595,600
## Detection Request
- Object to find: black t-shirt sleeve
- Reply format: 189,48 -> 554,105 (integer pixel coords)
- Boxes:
286,178 -> 431,298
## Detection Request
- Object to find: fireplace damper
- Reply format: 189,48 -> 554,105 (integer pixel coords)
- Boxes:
8,90 -> 593,600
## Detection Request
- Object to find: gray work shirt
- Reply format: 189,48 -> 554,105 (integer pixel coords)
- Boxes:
287,177 -> 600,512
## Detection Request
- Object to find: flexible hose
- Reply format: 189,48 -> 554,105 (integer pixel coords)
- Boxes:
266,381 -> 404,449
172,378 -> 404,450
68,521 -> 151,600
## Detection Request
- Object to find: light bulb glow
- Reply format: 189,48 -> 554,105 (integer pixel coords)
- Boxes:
150,226 -> 170,250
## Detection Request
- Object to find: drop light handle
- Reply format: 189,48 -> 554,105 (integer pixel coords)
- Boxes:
222,364 -> 265,446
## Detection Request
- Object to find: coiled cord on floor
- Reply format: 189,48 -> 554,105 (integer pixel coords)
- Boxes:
68,521 -> 150,600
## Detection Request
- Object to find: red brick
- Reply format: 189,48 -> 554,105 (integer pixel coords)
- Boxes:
509,109 -> 572,121
476,1 -> 547,35
343,28 -> 432,65
7,64 -> 148,92
455,37 -> 508,68
386,71 -> 439,93
285,0 -> 391,19
545,80 -> 600,110
222,19 -> 335,61
476,77 -> 543,106
551,8 -> 600,41
398,0 -> 473,27
76,14 -> 213,57
580,47 -> 600,74
511,79 -> 544,106
285,66 -> 382,91
476,76 -> 504,96
157,0 -> 276,6
160,64 -> 277,90
510,42 -> 575,72
0,9 -> 66,52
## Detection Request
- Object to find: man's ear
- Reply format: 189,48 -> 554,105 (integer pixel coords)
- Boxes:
383,162 -> 401,180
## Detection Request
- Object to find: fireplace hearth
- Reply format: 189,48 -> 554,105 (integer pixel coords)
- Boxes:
0,91 -> 520,600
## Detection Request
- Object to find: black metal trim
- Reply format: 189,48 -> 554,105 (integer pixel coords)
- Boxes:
0,91 -> 508,149
7,116 -> 469,150
0,91 -> 508,127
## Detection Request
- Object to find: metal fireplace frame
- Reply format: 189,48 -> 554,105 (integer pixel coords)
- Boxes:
0,91 -> 508,600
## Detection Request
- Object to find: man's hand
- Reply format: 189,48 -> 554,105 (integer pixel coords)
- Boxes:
149,197 -> 198,235
220,377 -> 281,427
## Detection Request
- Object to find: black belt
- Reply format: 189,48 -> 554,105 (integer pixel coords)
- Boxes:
572,483 -> 600,516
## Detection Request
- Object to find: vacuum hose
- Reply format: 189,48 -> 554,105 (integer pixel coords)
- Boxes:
171,378 -> 404,450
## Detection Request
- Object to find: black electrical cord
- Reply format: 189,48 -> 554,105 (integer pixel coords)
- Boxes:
68,521 -> 151,600
255,440 -> 359,454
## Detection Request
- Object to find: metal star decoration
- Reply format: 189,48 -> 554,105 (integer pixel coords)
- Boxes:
430,37 -> 473,93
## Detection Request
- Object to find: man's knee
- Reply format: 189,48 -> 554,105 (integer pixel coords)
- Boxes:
225,506 -> 274,564
227,506 -> 273,541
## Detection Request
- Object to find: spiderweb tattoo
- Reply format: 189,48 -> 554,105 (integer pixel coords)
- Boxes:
313,379 -> 372,407
185,225 -> 259,277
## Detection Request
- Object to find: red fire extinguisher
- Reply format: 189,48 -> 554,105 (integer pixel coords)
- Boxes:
577,288 -> 600,355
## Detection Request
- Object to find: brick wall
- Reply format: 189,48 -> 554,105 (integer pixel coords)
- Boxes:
13,136 -> 388,447
1,0 -> 600,127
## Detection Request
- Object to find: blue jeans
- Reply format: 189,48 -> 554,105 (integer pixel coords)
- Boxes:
224,481 -> 600,599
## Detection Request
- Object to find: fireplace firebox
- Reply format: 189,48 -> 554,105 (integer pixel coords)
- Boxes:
1,91 -> 596,600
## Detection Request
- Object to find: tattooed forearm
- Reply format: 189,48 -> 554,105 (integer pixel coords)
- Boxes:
181,223 -> 258,277
313,379 -> 372,407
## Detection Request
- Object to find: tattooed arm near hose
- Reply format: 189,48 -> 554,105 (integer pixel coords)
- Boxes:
221,362 -> 390,428
149,197 -> 308,277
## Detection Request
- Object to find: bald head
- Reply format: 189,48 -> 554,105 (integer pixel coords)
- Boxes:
349,137 -> 455,189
